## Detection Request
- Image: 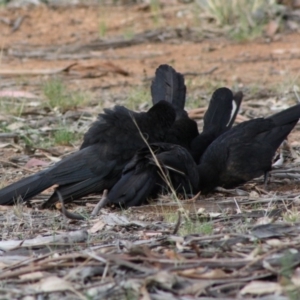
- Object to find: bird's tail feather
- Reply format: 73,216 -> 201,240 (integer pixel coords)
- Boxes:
257,104 -> 300,150
41,178 -> 105,208
269,103 -> 300,126
0,171 -> 52,205
261,121 -> 298,150
151,64 -> 186,113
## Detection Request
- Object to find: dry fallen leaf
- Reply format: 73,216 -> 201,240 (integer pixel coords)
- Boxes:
88,220 -> 106,233
0,230 -> 88,251
0,90 -> 38,99
178,280 -> 213,295
0,262 -> 9,270
7,122 -> 24,131
177,267 -> 227,279
291,267 -> 300,287
24,158 -> 50,169
240,280 -> 282,296
146,271 -> 177,290
266,238 -> 284,247
29,276 -> 73,293
265,20 -> 279,37
0,143 -> 12,148
19,271 -> 46,280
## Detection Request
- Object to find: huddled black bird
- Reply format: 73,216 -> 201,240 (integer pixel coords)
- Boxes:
0,64 -> 192,207
197,103 -> 300,193
191,88 -> 243,162
106,87 -> 242,208
80,64 -> 188,150
0,101 -> 176,207
105,143 -> 199,208
3,62 -> 297,211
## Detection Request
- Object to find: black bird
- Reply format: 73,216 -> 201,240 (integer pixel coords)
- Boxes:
105,87 -> 241,208
80,64 -> 187,150
0,101 -> 176,206
197,103 -> 300,193
0,64 -> 191,207
106,143 -> 199,208
191,87 -> 243,162
102,104 -> 199,209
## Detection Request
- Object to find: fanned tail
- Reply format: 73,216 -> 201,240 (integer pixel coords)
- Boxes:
151,64 -> 186,118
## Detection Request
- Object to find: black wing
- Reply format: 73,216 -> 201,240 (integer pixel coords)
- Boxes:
106,143 -> 199,208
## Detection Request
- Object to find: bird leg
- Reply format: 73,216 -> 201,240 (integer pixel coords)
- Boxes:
263,171 -> 270,190
91,189 -> 109,217
56,190 -> 85,221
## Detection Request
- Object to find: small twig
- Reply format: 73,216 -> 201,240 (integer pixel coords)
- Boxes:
0,159 -> 36,174
215,186 -> 249,196
0,17 -> 11,26
101,262 -> 110,282
238,244 -> 295,273
233,197 -> 242,214
183,66 -> 219,76
0,133 -> 19,139
254,186 -> 270,195
11,16 -> 26,33
270,172 -> 300,179
91,189 -> 109,217
0,63 -> 77,76
172,211 -> 182,235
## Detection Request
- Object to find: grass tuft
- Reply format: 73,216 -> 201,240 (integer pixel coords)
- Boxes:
99,20 -> 107,37
43,78 -> 86,111
180,219 -> 213,235
197,0 -> 284,41
0,97 -> 26,116
283,207 -> 300,223
54,128 -> 78,146
126,86 -> 151,110
150,0 -> 162,26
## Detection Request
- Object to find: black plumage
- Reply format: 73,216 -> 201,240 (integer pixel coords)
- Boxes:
191,88 -> 243,162
106,143 -> 199,208
0,64 -> 190,207
80,64 -> 187,150
197,103 -> 300,193
0,101 -> 176,206
151,64 -> 187,119
106,87 -> 240,208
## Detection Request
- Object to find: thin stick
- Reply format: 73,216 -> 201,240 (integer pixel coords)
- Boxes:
172,211 -> 182,235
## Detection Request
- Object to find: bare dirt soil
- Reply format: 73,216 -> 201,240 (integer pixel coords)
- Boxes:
1,2 -> 300,300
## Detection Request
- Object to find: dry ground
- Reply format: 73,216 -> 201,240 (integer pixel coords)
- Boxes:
1,2 -> 300,299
